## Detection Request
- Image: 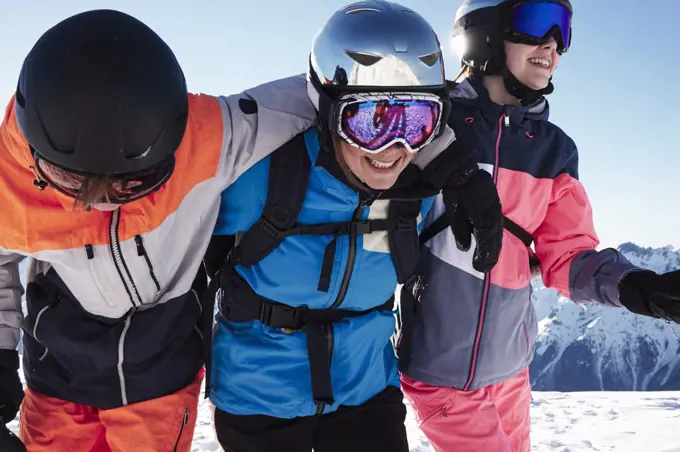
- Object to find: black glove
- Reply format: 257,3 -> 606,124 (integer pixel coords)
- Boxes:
0,424 -> 25,452
418,137 -> 504,273
420,138 -> 503,272
619,270 -> 680,322
0,350 -> 23,425
443,169 -> 503,273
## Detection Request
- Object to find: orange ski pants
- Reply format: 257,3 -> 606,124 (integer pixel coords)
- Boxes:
18,369 -> 204,452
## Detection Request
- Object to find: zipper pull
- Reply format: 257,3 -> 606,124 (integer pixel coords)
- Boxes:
29,166 -> 48,190
358,194 -> 372,208
360,191 -> 380,207
134,235 -> 145,256
504,114 -> 510,127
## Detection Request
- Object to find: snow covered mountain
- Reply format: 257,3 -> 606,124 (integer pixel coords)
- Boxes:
530,243 -> 680,392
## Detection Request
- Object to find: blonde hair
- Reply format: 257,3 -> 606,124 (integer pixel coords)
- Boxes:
75,174 -> 113,211
37,159 -> 112,211
452,63 -> 477,84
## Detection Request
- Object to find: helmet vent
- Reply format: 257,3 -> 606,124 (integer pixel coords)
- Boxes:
401,8 -> 415,13
344,50 -> 383,66
15,89 -> 26,108
419,51 -> 440,67
345,8 -> 380,14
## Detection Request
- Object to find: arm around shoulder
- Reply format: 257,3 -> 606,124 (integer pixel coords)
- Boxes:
214,74 -> 318,188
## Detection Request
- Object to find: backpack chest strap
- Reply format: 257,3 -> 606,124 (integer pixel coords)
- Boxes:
218,271 -> 394,407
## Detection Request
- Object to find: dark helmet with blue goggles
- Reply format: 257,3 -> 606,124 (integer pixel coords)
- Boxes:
452,0 -> 572,104
453,0 -> 572,65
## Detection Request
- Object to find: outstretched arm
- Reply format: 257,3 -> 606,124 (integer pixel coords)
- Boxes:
533,147 -> 638,306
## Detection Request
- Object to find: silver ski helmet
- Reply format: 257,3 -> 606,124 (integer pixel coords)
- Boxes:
307,1 -> 451,153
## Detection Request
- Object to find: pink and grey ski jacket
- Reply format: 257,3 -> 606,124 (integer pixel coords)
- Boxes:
402,76 -> 639,390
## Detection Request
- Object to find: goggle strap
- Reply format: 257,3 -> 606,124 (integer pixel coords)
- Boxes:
453,5 -> 502,38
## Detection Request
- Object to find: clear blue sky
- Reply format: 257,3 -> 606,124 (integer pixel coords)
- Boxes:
1,1 -> 677,250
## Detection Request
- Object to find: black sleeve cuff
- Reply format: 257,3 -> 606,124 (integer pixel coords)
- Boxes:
618,270 -> 657,318
0,349 -> 19,371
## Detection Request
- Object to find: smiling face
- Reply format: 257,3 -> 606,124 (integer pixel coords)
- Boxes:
505,36 -> 561,90
335,138 -> 414,190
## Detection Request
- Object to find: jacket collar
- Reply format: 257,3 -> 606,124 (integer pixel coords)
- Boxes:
450,76 -> 550,127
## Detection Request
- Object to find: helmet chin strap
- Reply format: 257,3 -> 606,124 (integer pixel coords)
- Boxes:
501,66 -> 554,106
484,44 -> 554,107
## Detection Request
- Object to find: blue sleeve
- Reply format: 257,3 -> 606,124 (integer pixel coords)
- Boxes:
213,190 -> 232,236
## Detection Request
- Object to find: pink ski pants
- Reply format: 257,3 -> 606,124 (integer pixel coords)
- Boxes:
402,368 -> 531,452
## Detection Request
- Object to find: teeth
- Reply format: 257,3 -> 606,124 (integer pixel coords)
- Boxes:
529,57 -> 550,68
367,158 -> 397,169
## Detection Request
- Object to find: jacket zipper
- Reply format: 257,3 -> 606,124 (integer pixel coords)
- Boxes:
109,208 -> 144,405
173,408 -> 190,452
109,209 -> 142,308
463,112 -> 506,391
315,194 -> 372,414
330,195 -> 372,309
134,235 -> 161,292
117,310 -> 134,406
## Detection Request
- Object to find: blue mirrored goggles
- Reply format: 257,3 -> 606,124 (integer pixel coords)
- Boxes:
508,1 -> 572,53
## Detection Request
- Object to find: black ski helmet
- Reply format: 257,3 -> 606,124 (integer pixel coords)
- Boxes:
452,0 -> 572,105
15,9 -> 188,175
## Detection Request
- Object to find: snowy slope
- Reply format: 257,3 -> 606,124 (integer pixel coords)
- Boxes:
8,386 -> 680,451
531,243 -> 680,392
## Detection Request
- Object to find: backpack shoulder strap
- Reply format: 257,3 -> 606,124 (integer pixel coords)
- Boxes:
420,213 -> 534,247
502,216 -> 533,248
419,213 -> 449,246
235,133 -> 311,267
387,200 -> 423,284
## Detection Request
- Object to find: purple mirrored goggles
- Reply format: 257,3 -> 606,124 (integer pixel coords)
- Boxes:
334,93 -> 444,154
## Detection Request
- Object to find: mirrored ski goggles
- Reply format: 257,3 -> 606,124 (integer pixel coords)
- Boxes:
34,156 -> 175,204
334,93 -> 443,154
507,1 -> 572,53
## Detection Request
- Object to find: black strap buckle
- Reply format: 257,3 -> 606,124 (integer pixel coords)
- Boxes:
218,251 -> 239,288
255,217 -> 281,239
403,273 -> 419,288
351,220 -> 372,236
259,302 -> 273,325
259,302 -> 308,330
